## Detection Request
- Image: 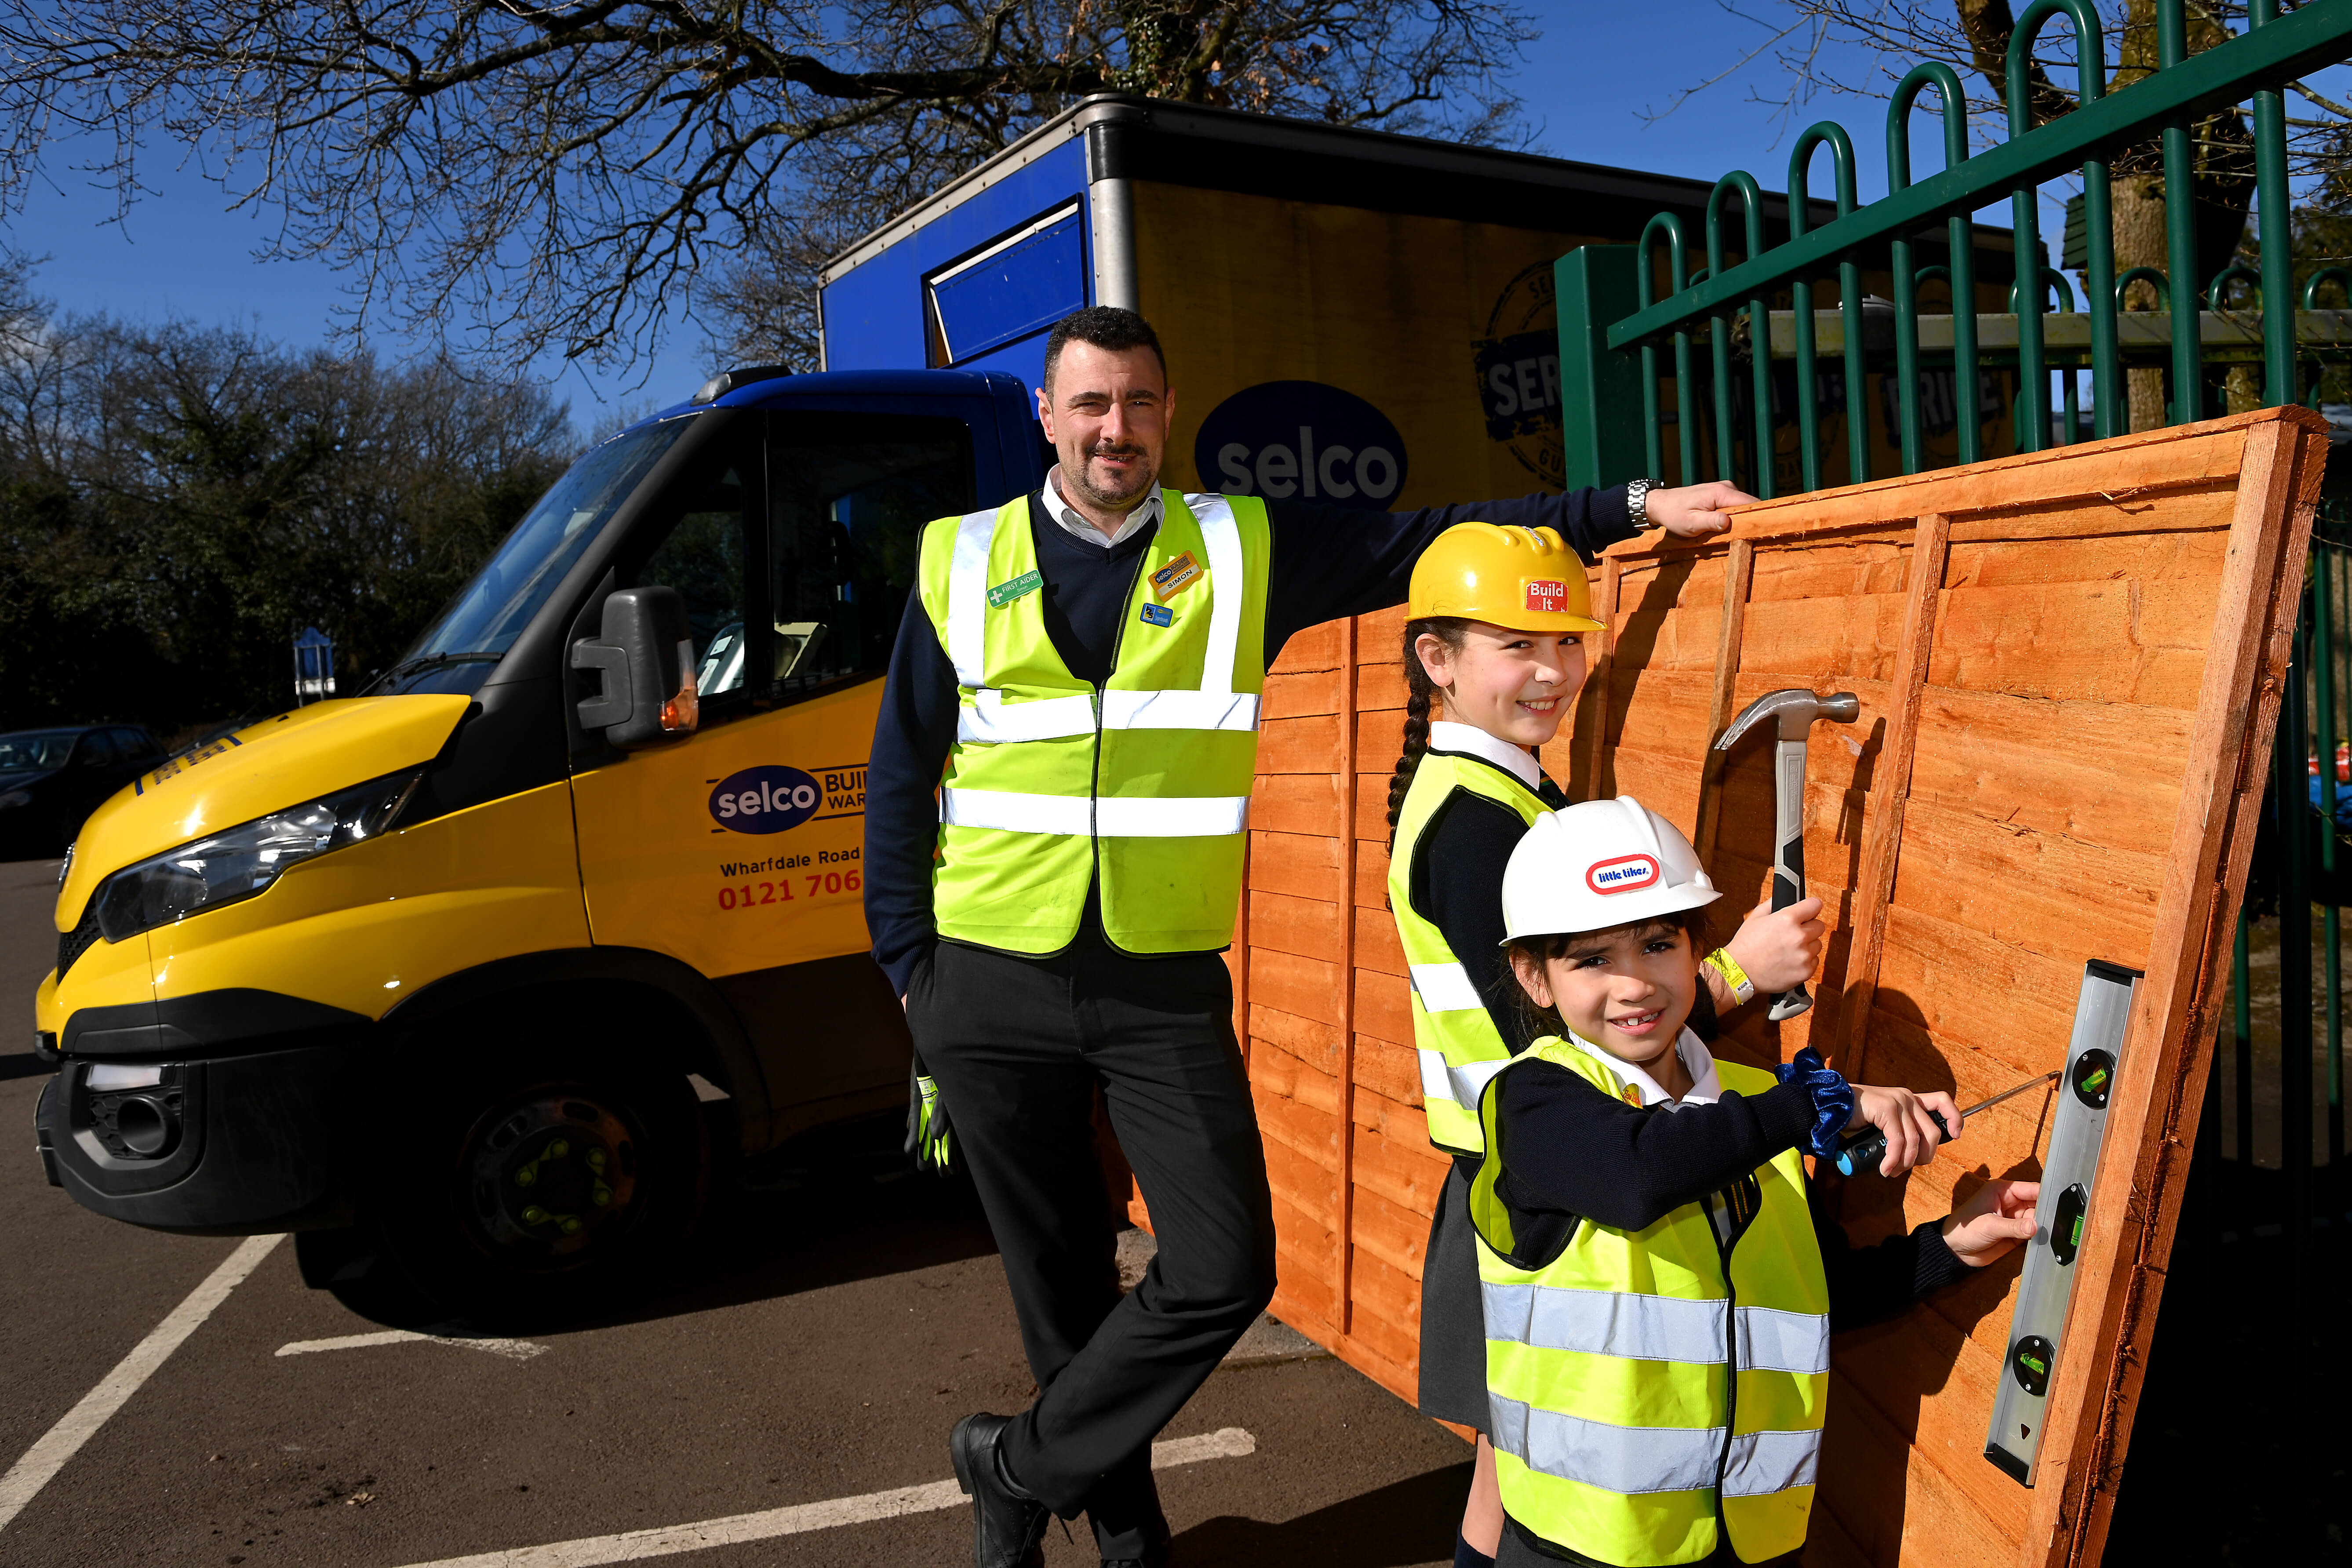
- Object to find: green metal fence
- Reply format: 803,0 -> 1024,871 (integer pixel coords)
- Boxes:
1554,1 -> 2352,1544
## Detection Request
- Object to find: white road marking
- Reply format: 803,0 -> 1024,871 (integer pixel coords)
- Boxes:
386,1426 -> 1259,1568
0,1233 -> 284,1534
276,1328 -> 549,1361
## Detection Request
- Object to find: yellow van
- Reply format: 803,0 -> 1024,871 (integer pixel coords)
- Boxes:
35,369 -> 1042,1309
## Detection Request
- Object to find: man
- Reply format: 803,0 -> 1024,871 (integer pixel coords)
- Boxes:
864,306 -> 1751,1568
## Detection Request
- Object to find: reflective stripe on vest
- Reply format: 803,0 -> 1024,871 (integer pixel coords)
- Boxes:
920,490 -> 1271,955
939,789 -> 1252,838
1387,752 -> 1551,1156
1470,1039 -> 1831,1564
1480,1283 -> 1830,1374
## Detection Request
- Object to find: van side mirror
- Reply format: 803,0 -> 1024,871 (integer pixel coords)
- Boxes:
572,586 -> 699,748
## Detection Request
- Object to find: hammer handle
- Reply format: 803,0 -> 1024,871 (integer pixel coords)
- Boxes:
1769,739 -> 1813,1021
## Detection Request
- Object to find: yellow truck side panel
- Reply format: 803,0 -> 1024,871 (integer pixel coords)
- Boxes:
142,780 -> 588,1017
1136,181 -> 1609,505
572,679 -> 882,979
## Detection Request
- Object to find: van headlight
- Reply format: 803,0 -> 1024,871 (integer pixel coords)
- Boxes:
93,770 -> 422,942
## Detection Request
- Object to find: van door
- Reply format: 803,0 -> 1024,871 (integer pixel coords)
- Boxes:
569,406 -> 981,1140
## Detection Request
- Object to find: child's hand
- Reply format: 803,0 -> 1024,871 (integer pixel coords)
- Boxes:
1723,896 -> 1825,996
1849,1084 -> 1964,1174
1645,481 -> 1758,538
1941,1180 -> 2042,1267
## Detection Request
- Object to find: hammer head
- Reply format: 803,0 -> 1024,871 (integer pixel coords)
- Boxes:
1714,688 -> 1861,750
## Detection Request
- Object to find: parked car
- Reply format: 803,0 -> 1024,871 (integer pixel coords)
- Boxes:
0,725 -> 166,858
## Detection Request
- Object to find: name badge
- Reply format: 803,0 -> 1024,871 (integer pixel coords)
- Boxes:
987,569 -> 1043,608
1139,603 -> 1175,628
1149,552 -> 1203,601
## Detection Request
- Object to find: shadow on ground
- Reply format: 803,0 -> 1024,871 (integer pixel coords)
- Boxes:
1174,1462 -> 1472,1567
0,1051 -> 54,1083
322,1109 -> 1005,1334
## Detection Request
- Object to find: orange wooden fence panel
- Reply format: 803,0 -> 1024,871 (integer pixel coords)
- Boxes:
1128,406 -> 2327,1568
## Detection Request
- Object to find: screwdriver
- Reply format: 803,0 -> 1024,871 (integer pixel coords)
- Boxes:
1831,1069 -> 2063,1177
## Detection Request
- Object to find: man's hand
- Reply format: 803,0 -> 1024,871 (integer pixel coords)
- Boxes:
1645,481 -> 1757,539
1722,896 -> 1824,998
1942,1180 -> 2042,1267
1849,1084 -> 1964,1175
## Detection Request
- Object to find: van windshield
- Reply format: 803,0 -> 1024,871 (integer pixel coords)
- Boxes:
383,418 -> 690,692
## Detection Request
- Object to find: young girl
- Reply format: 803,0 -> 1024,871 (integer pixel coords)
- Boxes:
1385,523 -> 1827,1568
1471,797 -> 2038,1567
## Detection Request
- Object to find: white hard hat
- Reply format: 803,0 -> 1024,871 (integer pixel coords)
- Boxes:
1500,796 -> 1722,943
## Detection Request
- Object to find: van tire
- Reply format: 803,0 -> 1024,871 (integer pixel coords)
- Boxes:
373,1040 -> 709,1322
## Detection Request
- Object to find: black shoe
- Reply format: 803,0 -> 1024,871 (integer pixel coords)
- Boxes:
949,1412 -> 1051,1568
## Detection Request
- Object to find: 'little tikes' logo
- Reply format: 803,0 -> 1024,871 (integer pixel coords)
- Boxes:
710,766 -> 822,834
1524,579 -> 1571,615
1586,854 -> 1660,894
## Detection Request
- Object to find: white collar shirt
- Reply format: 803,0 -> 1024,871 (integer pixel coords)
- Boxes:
1040,466 -> 1164,549
1562,1027 -> 1723,1111
1427,720 -> 1543,791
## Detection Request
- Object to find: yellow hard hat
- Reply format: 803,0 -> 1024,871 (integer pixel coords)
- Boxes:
1408,522 -> 1604,633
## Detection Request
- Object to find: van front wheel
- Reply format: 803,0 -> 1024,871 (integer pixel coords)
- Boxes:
378,1044 -> 708,1320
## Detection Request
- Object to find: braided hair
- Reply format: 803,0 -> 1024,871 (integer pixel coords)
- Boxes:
1387,617 -> 1471,848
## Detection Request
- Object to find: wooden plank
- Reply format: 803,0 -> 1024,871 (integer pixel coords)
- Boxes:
1249,1003 -> 1341,1068
1582,555 -> 1622,798
1336,614 -> 1360,1337
1256,713 -> 1345,775
1353,1032 -> 1424,1108
1252,773 -> 1344,837
1251,946 -> 1346,1024
1250,889 -> 1343,963
1351,1181 -> 1434,1281
1271,619 -> 1345,673
1629,411 -> 2257,546
1836,510 -> 1946,1081
1355,965 -> 1413,1047
1905,689 -> 2190,860
1926,575 -> 2220,709
1886,800 -> 2165,971
1263,667 -> 1344,720
1694,536 -> 1755,866
1249,829 -> 1347,904
2033,413 -> 2321,1568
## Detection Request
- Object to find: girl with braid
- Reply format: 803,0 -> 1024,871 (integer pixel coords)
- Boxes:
1384,524 -> 1828,1568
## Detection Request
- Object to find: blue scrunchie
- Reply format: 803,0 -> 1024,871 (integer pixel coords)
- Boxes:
1775,1046 -> 1856,1159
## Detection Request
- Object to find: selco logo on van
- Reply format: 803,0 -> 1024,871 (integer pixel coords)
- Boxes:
1585,854 -> 1660,895
710,766 -> 823,835
1194,381 -> 1409,504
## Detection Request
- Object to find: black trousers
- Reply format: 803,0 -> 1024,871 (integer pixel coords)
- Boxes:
907,935 -> 1278,1530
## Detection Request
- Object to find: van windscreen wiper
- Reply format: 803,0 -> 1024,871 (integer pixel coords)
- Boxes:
372,651 -> 505,695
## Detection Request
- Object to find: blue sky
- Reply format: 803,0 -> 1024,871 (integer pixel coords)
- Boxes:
0,1 -> 2330,422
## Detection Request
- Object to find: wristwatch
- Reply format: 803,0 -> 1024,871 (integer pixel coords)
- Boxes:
1626,477 -> 1663,528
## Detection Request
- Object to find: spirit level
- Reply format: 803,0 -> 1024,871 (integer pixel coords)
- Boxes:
1984,959 -> 2142,1486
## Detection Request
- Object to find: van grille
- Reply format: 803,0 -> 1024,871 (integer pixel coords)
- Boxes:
56,899 -> 102,980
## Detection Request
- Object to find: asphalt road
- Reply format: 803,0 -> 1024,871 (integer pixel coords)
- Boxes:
0,857 -> 1470,1568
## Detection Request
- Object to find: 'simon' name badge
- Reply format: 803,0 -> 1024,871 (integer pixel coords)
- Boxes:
1525,578 -> 1573,615
988,570 -> 1043,608
1585,853 -> 1660,895
1150,552 -> 1203,601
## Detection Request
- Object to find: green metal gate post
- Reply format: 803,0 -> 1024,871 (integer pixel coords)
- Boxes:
1555,245 -> 1649,493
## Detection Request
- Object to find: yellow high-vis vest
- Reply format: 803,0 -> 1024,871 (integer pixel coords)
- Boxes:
918,489 -> 1271,955
1387,748 -> 1551,1155
1469,1037 -> 1831,1566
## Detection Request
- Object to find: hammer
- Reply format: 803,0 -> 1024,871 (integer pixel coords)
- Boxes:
1713,688 -> 1860,1020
